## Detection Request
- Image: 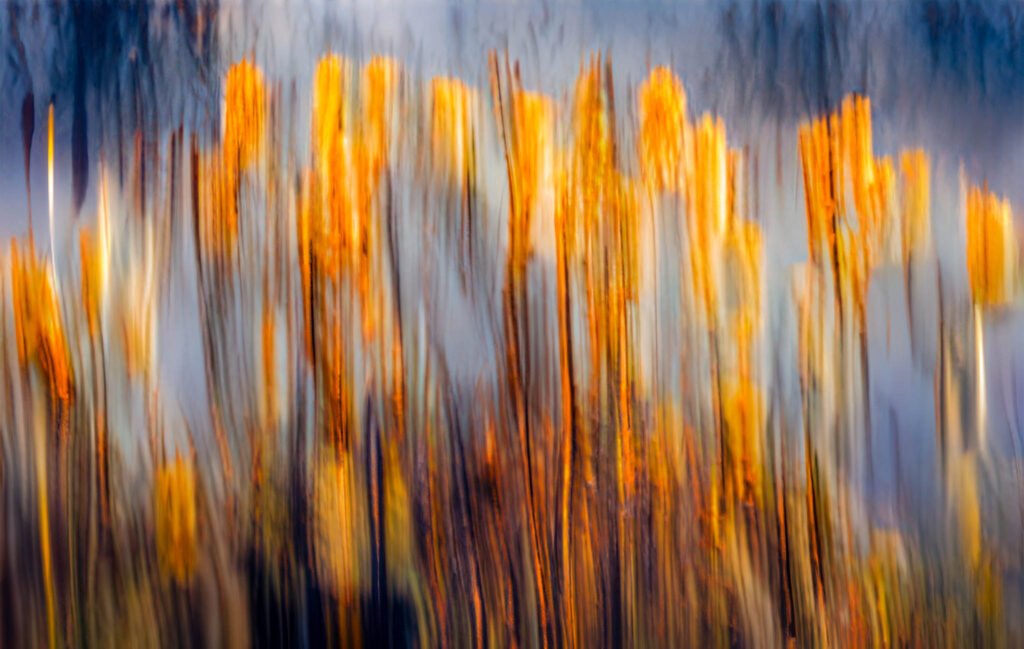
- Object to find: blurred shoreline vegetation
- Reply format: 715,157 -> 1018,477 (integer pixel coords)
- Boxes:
0,2 -> 1022,647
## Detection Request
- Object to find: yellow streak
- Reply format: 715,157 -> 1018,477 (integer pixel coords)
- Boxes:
154,454 -> 199,584
966,183 -> 1015,307
900,150 -> 930,264
224,59 -> 267,171
431,77 -> 477,186
34,390 -> 56,648
638,67 -> 687,192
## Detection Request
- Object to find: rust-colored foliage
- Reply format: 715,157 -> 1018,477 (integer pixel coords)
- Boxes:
10,241 -> 72,404
223,59 -> 267,171
1,45 -> 1018,648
